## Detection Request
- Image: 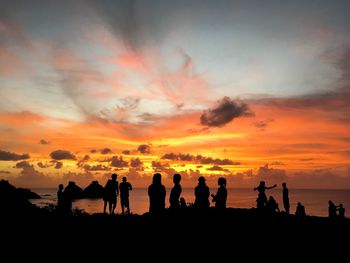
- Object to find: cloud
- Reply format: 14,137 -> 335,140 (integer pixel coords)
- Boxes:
206,165 -> 229,172
110,156 -> 128,167
0,170 -> 10,174
161,153 -> 240,165
50,150 -> 76,160
82,155 -> 90,161
39,139 -> 50,145
90,149 -> 97,153
137,144 -> 151,154
200,97 -> 254,127
122,150 -> 131,155
101,148 -> 112,154
54,161 -> 63,169
37,162 -> 52,168
83,164 -> 110,171
0,150 -> 30,161
257,164 -> 286,178
253,119 -> 274,130
15,161 -> 31,169
130,158 -> 144,171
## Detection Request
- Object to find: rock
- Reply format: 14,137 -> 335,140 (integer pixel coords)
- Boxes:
64,181 -> 84,200
17,188 -> 41,199
0,180 -> 36,212
83,181 -> 104,199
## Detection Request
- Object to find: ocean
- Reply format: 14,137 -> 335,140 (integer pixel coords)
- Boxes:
30,188 -> 350,217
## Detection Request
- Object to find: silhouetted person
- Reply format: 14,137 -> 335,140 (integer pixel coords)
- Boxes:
57,184 -> 65,214
194,176 -> 210,209
180,197 -> 187,208
338,204 -> 345,218
328,200 -> 337,219
169,174 -> 182,209
254,181 -> 276,209
266,196 -> 280,213
211,177 -> 227,209
119,177 -> 132,215
62,184 -> 73,215
148,173 -> 166,214
295,202 -> 306,217
282,182 -> 290,215
103,174 -> 119,215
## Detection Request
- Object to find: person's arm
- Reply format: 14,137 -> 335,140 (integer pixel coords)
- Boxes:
266,184 -> 277,190
129,183 -> 132,191
116,182 -> 119,195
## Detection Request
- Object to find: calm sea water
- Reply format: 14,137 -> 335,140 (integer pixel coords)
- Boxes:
30,188 -> 350,217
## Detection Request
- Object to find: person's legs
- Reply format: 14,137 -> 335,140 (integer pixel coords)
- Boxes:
103,200 -> 107,214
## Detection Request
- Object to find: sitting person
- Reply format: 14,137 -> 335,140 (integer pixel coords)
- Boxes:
295,202 -> 306,217
266,196 -> 280,213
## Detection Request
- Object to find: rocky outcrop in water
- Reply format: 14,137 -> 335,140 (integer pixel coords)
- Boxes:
83,181 -> 104,199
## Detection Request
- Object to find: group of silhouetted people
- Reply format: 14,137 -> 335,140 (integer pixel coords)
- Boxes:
57,174 -> 346,219
103,174 -> 132,215
328,200 -> 345,219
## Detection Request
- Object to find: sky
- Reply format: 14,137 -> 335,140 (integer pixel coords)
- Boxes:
0,0 -> 350,189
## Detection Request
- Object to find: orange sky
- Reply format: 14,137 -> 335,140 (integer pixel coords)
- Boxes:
0,0 -> 350,189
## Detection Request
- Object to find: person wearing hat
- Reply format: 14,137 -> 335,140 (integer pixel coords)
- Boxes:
194,176 -> 210,209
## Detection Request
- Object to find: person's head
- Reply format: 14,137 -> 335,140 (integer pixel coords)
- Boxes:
153,173 -> 162,184
198,176 -> 206,185
259,181 -> 265,187
339,204 -> 343,208
112,173 -> 117,180
218,177 -> 226,187
59,184 -> 64,190
122,176 -> 127,182
282,182 -> 286,188
173,173 -> 181,184
328,200 -> 334,205
297,202 -> 301,206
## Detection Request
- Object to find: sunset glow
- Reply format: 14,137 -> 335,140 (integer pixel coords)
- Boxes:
1,0 -> 350,189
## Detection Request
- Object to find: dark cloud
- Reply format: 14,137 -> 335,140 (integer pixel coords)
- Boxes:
39,139 -> 50,145
82,155 -> 90,161
15,161 -> 31,169
111,156 -> 128,167
90,149 -> 97,153
101,148 -> 112,154
37,162 -> 52,168
161,153 -> 240,165
55,162 -> 63,169
83,164 -> 110,171
0,150 -> 30,161
0,170 -> 10,174
50,150 -> 76,160
130,158 -> 143,169
253,119 -> 274,130
206,165 -> 229,172
270,161 -> 285,165
122,150 -> 131,155
151,161 -> 170,170
137,144 -> 151,154
200,97 -> 254,127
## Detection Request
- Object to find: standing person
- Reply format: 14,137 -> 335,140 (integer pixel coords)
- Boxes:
103,174 -> 119,215
211,177 -> 227,209
338,204 -> 345,218
254,181 -> 276,209
119,177 -> 132,215
282,182 -> 290,215
57,184 -> 65,214
169,174 -> 182,209
194,176 -> 210,209
328,200 -> 337,219
148,173 -> 166,214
